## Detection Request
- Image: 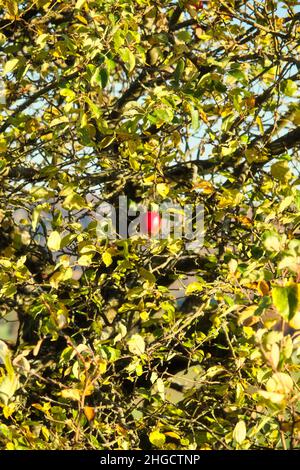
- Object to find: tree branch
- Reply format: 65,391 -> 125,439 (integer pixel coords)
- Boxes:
0,69 -> 81,133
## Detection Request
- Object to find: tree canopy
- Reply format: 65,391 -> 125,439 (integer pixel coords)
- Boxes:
0,0 -> 300,450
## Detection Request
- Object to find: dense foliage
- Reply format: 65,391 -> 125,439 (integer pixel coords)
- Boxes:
0,0 -> 300,450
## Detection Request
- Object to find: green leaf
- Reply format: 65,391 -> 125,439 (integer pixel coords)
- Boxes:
120,48 -> 136,73
272,284 -> 300,321
174,58 -> 185,85
139,267 -> 156,284
47,231 -> 61,251
282,79 -> 297,97
191,107 -> 199,130
91,67 -> 109,88
99,68 -> 109,88
271,161 -> 291,181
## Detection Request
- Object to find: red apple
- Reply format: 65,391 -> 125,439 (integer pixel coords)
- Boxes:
140,211 -> 161,237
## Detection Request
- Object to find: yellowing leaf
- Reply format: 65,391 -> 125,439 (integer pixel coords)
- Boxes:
6,442 -> 14,450
61,388 -> 81,401
102,251 -> 113,267
185,281 -> 203,295
262,231 -> 281,252
127,334 -> 145,355
47,231 -> 61,251
218,189 -> 244,208
266,372 -> 293,395
149,429 -> 166,448
78,254 -> 93,266
0,375 -> 19,405
289,311 -> 300,329
233,420 -> 246,444
120,48 -> 135,73
266,343 -> 280,370
271,161 -> 291,181
258,390 -> 285,404
84,406 -> 96,421
3,58 -> 19,75
75,0 -> 86,8
4,0 -> 18,17
75,14 -> 88,25
164,431 -> 181,440
63,192 -> 86,210
156,183 -> 169,198
257,280 -> 270,296
3,402 -> 16,419
49,267 -> 73,289
228,258 -> 238,274
197,180 -> 214,194
139,267 -> 156,284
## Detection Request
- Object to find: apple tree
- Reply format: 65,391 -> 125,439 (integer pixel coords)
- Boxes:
0,0 -> 300,449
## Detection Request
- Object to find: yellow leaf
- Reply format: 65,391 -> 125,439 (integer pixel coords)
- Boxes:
78,254 -> 93,266
289,311 -> 300,329
197,180 -> 214,194
75,0 -> 86,8
258,390 -> 285,404
5,442 -> 15,450
233,420 -> 246,444
3,58 -> 19,75
63,192 -> 86,210
271,161 -> 291,181
47,231 -> 61,251
61,388 -> 81,401
266,372 -> 293,395
4,0 -> 18,17
83,383 -> 94,396
164,431 -> 181,440
84,406 -> 95,421
75,14 -> 88,25
185,281 -> 203,295
127,334 -> 145,355
3,402 -> 16,419
156,183 -> 169,198
266,343 -> 280,370
102,251 -> 113,267
149,429 -> 166,448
